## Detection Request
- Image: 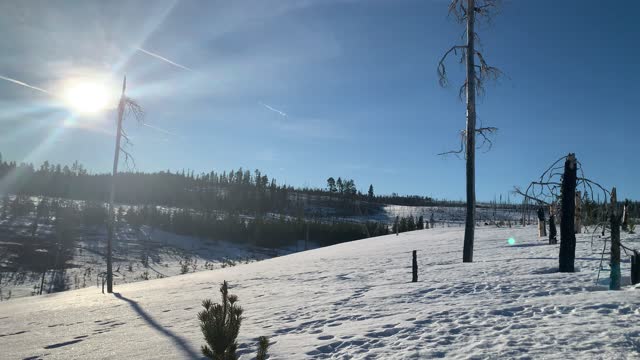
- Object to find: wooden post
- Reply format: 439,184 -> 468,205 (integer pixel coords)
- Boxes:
610,187 -> 621,290
631,251 -> 639,285
559,154 -> 577,272
412,250 -> 418,282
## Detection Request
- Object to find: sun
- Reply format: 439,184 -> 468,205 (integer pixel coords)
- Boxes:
63,81 -> 111,114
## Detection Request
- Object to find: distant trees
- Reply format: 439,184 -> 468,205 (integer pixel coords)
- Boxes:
327,177 -> 337,198
391,215 -> 424,234
0,154 -> 447,214
368,184 -> 374,200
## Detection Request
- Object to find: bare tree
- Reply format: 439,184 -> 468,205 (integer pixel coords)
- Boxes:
106,76 -> 143,293
514,153 -> 612,273
438,0 -> 502,262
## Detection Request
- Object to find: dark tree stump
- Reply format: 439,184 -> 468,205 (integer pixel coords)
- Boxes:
559,154 -> 577,272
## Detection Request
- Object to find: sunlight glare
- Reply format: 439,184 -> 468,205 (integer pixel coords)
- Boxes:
63,81 -> 110,114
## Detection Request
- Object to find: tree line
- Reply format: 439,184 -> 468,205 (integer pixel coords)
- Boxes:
1,194 -> 390,252
0,154 -> 445,216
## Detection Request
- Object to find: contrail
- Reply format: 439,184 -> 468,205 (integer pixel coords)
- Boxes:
136,47 -> 193,71
0,75 -> 51,95
142,122 -> 177,137
259,101 -> 287,117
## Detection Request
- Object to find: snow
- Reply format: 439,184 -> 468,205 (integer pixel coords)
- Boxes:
1,226 -> 639,359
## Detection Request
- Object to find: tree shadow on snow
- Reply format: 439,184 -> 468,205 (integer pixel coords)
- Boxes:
113,292 -> 203,359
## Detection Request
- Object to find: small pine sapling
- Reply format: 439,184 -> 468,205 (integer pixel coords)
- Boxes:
199,281 -> 244,360
256,336 -> 270,360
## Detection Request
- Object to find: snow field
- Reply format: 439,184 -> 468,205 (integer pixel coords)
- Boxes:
0,226 -> 639,359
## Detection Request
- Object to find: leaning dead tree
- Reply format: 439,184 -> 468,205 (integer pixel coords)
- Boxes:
106,76 -> 143,293
437,0 -> 502,263
514,153 -> 610,273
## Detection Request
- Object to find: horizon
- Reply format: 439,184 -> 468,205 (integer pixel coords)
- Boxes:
1,0 -> 638,202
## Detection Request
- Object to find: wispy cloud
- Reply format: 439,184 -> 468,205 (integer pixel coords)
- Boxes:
136,47 -> 193,71
0,75 -> 51,95
142,122 -> 178,137
259,101 -> 287,117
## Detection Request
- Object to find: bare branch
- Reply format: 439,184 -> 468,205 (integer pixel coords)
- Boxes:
438,129 -> 466,158
438,45 -> 468,87
475,126 -> 497,152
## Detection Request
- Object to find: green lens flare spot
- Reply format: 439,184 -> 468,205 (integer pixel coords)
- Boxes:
507,237 -> 516,246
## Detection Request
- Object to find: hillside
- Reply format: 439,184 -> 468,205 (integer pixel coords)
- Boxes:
1,226 -> 639,359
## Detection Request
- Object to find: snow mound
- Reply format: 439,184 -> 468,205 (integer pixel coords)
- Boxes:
1,226 -> 639,359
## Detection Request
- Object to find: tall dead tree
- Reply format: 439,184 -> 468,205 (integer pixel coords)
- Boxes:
438,0 -> 501,263
558,154 -> 577,272
106,76 -> 143,293
609,187 -> 621,290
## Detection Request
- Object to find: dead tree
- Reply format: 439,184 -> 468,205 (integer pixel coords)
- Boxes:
106,76 -> 143,293
610,187 -> 621,290
514,153 -> 610,273
559,155 -> 577,272
437,0 -> 502,263
537,207 -> 547,238
548,205 -> 557,244
622,199 -> 629,231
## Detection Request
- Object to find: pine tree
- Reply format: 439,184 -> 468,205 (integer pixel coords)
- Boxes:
368,184 -> 374,200
407,216 -> 416,231
256,336 -> 270,360
199,281 -> 244,360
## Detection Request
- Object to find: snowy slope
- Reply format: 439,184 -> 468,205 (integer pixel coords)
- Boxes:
1,226 -> 639,359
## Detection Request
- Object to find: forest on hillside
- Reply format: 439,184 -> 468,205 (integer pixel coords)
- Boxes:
0,154 -> 452,216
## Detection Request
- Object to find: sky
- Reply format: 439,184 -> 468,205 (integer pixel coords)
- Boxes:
0,0 -> 638,201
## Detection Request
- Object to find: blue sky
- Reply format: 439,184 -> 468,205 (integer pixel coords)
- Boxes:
0,0 -> 638,201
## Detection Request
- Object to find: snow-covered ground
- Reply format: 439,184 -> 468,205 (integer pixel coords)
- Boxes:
1,226 -> 639,359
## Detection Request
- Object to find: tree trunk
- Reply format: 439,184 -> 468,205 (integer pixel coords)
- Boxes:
462,0 -> 476,263
106,77 -> 127,294
537,207 -> 547,237
559,154 -> 577,272
39,270 -> 46,295
574,191 -> 582,234
622,200 -> 629,231
549,205 -> 557,244
610,187 -> 621,290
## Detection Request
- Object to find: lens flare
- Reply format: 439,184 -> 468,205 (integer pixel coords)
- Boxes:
63,81 -> 110,114
507,237 -> 516,246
